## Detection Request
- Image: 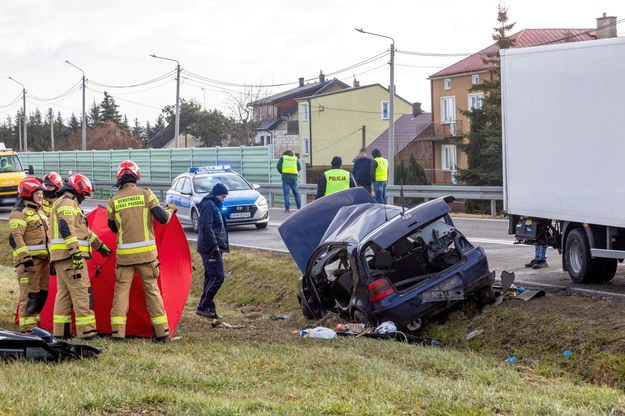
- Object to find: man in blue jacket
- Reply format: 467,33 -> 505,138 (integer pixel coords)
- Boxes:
351,148 -> 372,194
196,183 -> 229,319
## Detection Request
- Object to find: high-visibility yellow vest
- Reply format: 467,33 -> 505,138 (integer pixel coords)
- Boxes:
324,169 -> 350,196
282,155 -> 298,174
374,157 -> 389,181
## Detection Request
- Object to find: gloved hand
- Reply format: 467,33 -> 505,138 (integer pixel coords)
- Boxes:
166,203 -> 178,214
50,263 -> 57,276
210,247 -> 220,258
72,253 -> 84,269
98,243 -> 112,257
23,259 -> 34,272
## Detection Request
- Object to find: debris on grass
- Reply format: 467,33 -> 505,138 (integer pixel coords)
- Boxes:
466,329 -> 484,340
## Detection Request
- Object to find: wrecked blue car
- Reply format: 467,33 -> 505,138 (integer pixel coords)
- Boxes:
279,188 -> 495,330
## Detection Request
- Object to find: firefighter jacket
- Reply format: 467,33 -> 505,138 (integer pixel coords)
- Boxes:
41,196 -> 56,216
107,183 -> 174,266
9,200 -> 49,267
49,192 -> 104,262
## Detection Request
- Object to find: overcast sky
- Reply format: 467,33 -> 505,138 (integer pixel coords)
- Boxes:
0,0 -> 622,125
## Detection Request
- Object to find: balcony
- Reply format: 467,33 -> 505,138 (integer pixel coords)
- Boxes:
416,121 -> 464,140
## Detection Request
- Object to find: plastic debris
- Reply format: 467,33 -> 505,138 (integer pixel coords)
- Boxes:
466,329 -> 484,340
374,321 -> 397,335
562,350 -> 573,357
269,314 -> 291,321
300,326 -> 337,340
336,323 -> 366,334
517,287 -> 526,294
514,289 -> 546,301
505,356 -> 518,363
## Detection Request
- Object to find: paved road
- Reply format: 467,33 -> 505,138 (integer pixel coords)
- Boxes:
3,201 -> 625,299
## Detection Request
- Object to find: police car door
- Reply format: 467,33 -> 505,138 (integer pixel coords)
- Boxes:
177,177 -> 193,222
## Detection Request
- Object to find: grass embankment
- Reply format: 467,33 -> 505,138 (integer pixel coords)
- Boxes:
0,223 -> 624,414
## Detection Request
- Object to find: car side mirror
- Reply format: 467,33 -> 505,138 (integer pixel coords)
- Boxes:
27,165 -> 35,175
252,184 -> 261,190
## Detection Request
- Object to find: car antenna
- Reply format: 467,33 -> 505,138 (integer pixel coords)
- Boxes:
400,179 -> 408,215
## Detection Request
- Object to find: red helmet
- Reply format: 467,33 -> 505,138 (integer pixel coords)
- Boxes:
116,160 -> 141,180
67,173 -> 94,196
43,172 -> 63,189
19,177 -> 45,198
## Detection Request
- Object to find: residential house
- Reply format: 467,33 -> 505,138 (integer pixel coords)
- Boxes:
367,107 -> 434,181
248,73 -> 348,157
296,83 -> 413,166
424,13 -> 617,184
147,122 -> 202,148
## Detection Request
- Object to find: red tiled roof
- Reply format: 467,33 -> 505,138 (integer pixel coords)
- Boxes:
430,28 -> 597,79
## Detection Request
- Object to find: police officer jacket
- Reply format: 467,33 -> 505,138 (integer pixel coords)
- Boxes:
107,183 -> 174,266
197,195 -> 229,253
9,200 -> 49,267
49,192 -> 104,262
315,168 -> 357,199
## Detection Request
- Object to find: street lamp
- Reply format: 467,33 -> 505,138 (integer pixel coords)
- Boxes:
355,28 -> 395,187
150,54 -> 181,148
65,60 -> 87,151
8,77 -> 27,152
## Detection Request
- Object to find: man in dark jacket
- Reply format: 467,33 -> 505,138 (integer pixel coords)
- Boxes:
196,183 -> 230,319
351,148 -> 372,194
276,149 -> 301,213
315,156 -> 357,199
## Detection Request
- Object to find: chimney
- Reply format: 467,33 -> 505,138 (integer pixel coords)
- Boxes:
596,13 -> 617,39
412,102 -> 422,117
319,70 -> 325,83
353,77 -> 360,88
298,77 -> 305,87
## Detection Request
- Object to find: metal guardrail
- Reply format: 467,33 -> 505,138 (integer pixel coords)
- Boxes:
93,182 -> 504,216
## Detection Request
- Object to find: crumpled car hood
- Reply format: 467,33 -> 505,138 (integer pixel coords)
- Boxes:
320,203 -> 402,246
278,188 -> 375,273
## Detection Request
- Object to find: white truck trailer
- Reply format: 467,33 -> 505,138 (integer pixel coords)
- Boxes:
501,36 -> 625,283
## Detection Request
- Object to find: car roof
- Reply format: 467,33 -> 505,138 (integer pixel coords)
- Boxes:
176,171 -> 240,179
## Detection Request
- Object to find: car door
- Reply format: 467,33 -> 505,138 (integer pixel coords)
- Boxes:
177,177 -> 193,222
166,178 -> 181,206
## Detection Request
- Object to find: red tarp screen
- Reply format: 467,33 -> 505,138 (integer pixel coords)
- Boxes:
19,205 -> 192,338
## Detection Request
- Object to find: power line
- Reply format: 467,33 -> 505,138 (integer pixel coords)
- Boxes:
396,50 -> 473,57
395,63 -> 445,69
0,92 -> 22,108
87,87 -> 163,110
89,69 -> 176,89
99,78 -> 175,96
29,80 -> 82,102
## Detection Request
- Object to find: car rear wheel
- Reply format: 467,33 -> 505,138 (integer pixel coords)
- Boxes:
255,222 -> 268,229
298,296 -> 317,320
191,209 -> 199,233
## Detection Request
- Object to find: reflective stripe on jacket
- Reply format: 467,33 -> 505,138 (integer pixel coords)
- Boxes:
49,192 -> 102,261
8,200 -> 49,266
107,183 -> 170,265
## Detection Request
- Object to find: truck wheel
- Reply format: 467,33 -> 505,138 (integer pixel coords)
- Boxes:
594,258 -> 618,283
564,229 -> 599,283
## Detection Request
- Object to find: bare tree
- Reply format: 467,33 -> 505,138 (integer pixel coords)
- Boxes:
224,84 -> 270,146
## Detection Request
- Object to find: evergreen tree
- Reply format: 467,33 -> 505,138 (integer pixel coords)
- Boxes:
69,113 -> 81,131
100,92 -> 121,124
145,120 -> 153,140
152,114 -> 166,136
88,100 -> 101,128
459,5 -> 515,188
119,114 -> 130,133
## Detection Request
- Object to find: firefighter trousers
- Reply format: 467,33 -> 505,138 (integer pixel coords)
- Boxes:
16,258 -> 50,332
52,257 -> 97,339
110,260 -> 169,339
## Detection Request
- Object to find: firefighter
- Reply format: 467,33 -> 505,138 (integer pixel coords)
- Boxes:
315,156 -> 356,199
49,173 -> 111,340
9,177 -> 50,332
42,172 -> 63,216
107,160 -> 177,342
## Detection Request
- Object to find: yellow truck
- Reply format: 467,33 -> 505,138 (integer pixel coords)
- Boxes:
0,143 -> 33,206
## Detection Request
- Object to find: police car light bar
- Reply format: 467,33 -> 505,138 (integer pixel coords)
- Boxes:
188,165 -> 232,174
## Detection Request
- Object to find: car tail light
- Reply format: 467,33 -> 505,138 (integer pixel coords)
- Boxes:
368,278 -> 395,302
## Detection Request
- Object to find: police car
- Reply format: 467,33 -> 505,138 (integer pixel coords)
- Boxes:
165,165 -> 269,232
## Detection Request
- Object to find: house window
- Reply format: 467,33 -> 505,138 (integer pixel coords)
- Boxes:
299,103 -> 309,122
468,93 -> 484,110
302,138 -> 310,156
440,96 -> 456,124
381,101 -> 390,120
444,78 -> 452,90
441,145 -> 457,172
265,135 -> 272,146
287,120 -> 299,135
471,74 -> 480,85
259,135 -> 265,145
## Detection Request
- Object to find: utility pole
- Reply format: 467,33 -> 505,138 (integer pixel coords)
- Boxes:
361,125 -> 366,149
8,77 -> 27,151
202,88 -> 206,111
355,28 -> 396,186
49,110 -> 55,151
151,54 -> 181,148
65,61 -> 87,150
17,118 -> 22,152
